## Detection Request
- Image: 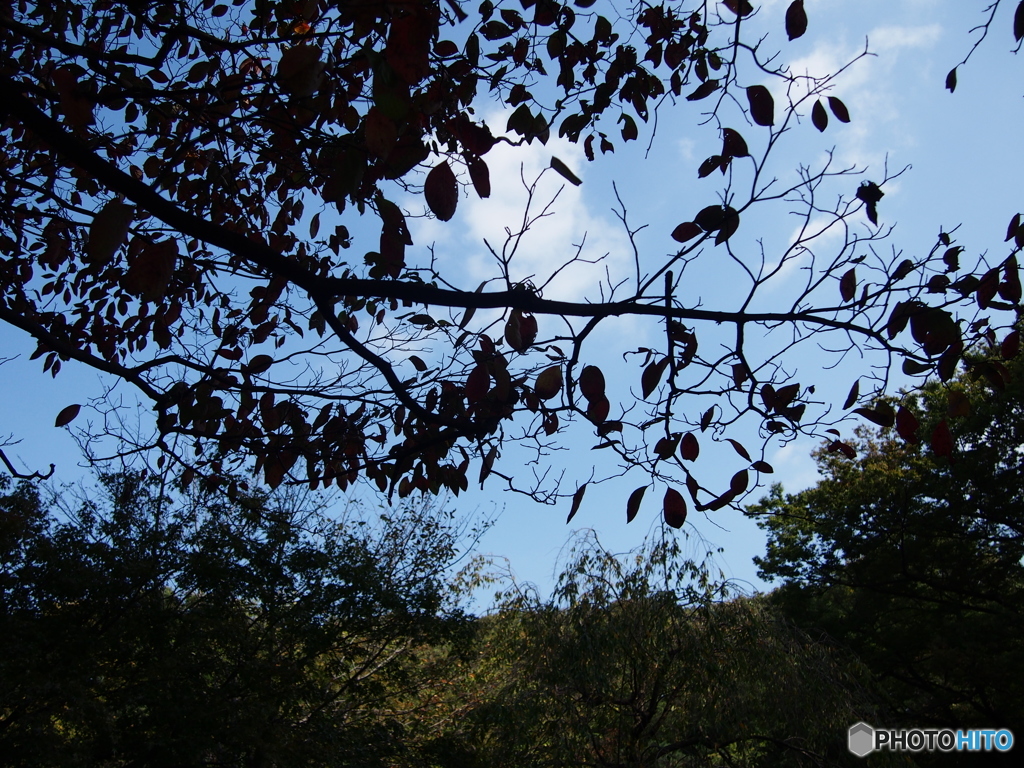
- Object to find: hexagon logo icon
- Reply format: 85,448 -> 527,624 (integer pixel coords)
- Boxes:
848,722 -> 875,757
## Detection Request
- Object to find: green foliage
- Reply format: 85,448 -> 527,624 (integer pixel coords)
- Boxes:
749,351 -> 1024,748
0,472 -> 468,767
425,533 -> 893,768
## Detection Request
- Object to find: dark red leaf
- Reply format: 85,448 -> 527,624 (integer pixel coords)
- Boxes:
827,439 -> 856,459
686,79 -> 720,101
698,155 -> 724,178
774,383 -> 799,409
730,469 -> 749,495
977,268 -> 1000,309
535,365 -> 563,399
466,364 -> 490,403
1002,330 -> 1020,359
694,205 -> 726,232
722,0 -> 753,16
663,487 -> 687,528
840,267 -> 856,302
671,222 -> 702,243
567,483 -> 587,523
55,403 -> 81,428
424,161 -> 458,221
1006,213 -> 1021,243
761,383 -> 777,412
680,432 -> 699,461
746,85 -> 775,127
843,379 -> 860,409
931,419 -> 954,459
550,156 -> 582,186
854,404 -> 895,428
785,0 -> 807,39
641,358 -> 669,399
700,406 -> 714,432
579,365 -> 606,402
895,405 -> 920,444
586,395 -> 611,425
811,99 -> 828,132
626,485 -> 647,523
1000,256 -> 1022,303
752,460 -> 774,474
828,97 -> 850,123
721,128 -> 749,158
654,434 -> 680,459
715,208 -> 740,245
726,438 -> 750,461
467,155 -> 490,198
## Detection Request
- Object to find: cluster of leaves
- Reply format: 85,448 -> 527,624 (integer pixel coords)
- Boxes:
0,0 -> 1020,522
748,344 -> 1024,749
0,472 -> 469,767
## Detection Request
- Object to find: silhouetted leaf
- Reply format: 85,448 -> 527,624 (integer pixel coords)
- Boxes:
892,259 -> 915,281
535,365 -> 563,399
854,404 -> 895,428
466,155 -> 491,198
466,364 -> 490,403
550,156 -> 582,186
931,419 -> 954,459
567,483 -> 587,523
641,358 -> 669,398
722,0 -> 753,17
843,379 -> 860,409
811,99 -> 827,132
698,155 -> 724,178
752,460 -> 774,473
247,354 -> 274,375
694,205 -> 726,232
686,79 -> 719,101
654,434 -> 680,459
746,85 -> 775,126
726,438 -> 751,460
895,405 -> 920,444
1000,255 -> 1022,303
840,267 -> 856,302
827,439 -> 856,459
715,208 -> 740,245
828,96 -> 850,123
663,487 -> 687,528
671,222 -> 702,243
700,406 -> 714,432
1002,330 -> 1020,359
945,67 -> 957,93
424,161 -> 458,221
785,0 -> 807,39
586,395 -> 610,424
626,485 -> 647,523
55,403 -> 81,427
680,432 -> 699,461
722,128 -> 749,158
1015,0 -> 1024,41
579,365 -> 606,401
730,469 -> 749,495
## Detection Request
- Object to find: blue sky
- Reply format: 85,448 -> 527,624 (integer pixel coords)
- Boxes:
1,0 -> 1021,602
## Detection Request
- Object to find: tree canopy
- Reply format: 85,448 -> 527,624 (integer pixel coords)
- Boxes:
1,0 -> 1021,521
748,343 -> 1024,746
0,471 -> 471,766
